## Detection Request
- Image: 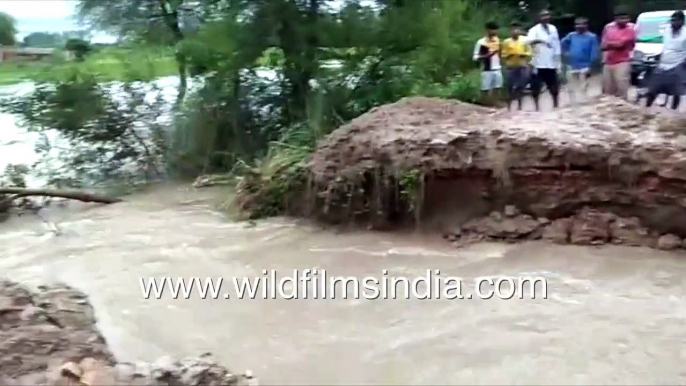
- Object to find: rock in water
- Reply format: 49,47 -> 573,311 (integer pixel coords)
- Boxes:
0,279 -> 253,386
609,217 -> 652,246
657,234 -> 682,250
60,362 -> 83,379
504,205 -> 520,217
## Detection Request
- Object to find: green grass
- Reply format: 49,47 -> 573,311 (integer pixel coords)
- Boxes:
0,46 -> 178,85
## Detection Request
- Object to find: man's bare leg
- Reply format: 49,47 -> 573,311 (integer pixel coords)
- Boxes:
581,71 -> 590,102
566,72 -> 576,105
493,88 -> 503,107
660,94 -> 670,107
671,94 -> 680,110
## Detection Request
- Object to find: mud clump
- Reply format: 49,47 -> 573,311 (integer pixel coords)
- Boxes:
446,205 -> 685,250
0,280 -> 256,386
458,207 -> 541,241
304,95 -> 686,250
657,234 -> 682,250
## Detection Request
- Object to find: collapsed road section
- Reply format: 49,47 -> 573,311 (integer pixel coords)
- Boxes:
305,95 -> 686,249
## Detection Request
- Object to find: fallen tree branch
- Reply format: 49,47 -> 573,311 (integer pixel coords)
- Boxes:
0,187 -> 123,208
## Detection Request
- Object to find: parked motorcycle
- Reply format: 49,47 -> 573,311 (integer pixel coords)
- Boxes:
635,54 -> 661,87
633,53 -> 661,104
633,54 -> 686,108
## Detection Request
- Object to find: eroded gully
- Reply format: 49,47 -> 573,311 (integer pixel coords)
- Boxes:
2,184 -> 686,385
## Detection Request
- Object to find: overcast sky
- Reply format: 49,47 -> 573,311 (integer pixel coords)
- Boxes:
0,0 -> 115,43
0,0 -> 377,44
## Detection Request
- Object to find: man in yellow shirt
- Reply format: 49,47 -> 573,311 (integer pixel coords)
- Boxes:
501,21 -> 532,110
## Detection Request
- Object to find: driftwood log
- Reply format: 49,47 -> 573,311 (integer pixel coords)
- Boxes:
0,187 -> 122,209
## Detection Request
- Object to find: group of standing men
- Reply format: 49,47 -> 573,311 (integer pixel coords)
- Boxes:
474,7 -> 686,111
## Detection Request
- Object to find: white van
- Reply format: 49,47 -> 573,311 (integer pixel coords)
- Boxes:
630,10 -> 686,84
634,11 -> 684,56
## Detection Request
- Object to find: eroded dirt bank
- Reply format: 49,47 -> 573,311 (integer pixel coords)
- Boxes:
0,279 -> 255,386
306,96 -> 686,249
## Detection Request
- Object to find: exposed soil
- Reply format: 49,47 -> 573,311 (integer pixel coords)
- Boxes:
306,95 -> 686,249
0,280 -> 256,386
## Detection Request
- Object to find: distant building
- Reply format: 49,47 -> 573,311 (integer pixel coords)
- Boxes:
0,47 -> 57,62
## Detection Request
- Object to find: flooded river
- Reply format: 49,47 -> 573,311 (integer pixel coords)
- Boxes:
2,184 -> 686,385
2,78 -> 686,385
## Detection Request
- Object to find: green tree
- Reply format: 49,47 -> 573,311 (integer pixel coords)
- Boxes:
0,12 -> 17,46
65,38 -> 92,61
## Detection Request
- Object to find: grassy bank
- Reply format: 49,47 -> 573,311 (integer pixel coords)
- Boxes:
0,46 -> 177,85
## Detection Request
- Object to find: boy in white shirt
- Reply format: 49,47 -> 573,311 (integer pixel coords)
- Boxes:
473,21 -> 502,104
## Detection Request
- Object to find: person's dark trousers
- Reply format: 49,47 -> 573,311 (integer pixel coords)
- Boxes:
506,66 -> 529,110
530,68 -> 560,110
645,65 -> 685,110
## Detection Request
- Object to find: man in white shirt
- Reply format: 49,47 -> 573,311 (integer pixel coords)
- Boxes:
473,21 -> 502,104
526,9 -> 562,110
644,11 -> 686,110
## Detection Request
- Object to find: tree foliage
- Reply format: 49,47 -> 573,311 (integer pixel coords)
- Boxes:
0,12 -> 17,46
65,38 -> 92,61
77,0 -> 194,104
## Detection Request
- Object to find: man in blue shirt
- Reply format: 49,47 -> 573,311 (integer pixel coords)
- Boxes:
561,17 -> 599,103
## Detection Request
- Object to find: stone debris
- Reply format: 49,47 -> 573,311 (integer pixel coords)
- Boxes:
609,216 -> 652,246
445,205 -> 686,251
503,205 -> 519,217
657,234 -> 682,250
36,355 -> 249,386
569,208 -> 615,245
0,280 -> 256,386
59,362 -> 83,379
542,218 -> 572,244
460,211 -> 540,241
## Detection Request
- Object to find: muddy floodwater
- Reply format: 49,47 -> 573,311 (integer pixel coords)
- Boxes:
0,184 -> 685,385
